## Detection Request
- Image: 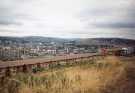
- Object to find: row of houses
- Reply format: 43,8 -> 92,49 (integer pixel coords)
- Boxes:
0,48 -> 22,61
1,44 -> 134,61
115,47 -> 135,56
0,46 -> 100,61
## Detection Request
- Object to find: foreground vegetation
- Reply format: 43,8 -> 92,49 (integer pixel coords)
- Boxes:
0,56 -> 135,93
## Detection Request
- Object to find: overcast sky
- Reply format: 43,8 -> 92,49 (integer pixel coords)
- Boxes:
0,0 -> 135,39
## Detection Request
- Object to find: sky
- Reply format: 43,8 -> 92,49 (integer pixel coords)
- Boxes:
0,0 -> 135,39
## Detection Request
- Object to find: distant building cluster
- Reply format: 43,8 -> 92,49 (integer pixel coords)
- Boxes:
0,38 -> 135,61
0,40 -> 100,61
115,47 -> 135,56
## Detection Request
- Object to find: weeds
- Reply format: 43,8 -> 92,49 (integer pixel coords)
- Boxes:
0,56 -> 134,93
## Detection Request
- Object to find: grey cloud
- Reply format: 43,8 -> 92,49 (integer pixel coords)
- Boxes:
0,0 -> 26,26
79,2 -> 135,29
0,15 -> 22,26
92,22 -> 135,29
0,1 -> 37,26
0,7 -> 16,25
127,8 -> 135,19
0,15 -> 21,26
0,0 -> 135,39
79,8 -> 114,17
0,20 -> 19,25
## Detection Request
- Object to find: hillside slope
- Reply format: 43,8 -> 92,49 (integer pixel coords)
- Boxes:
0,56 -> 135,93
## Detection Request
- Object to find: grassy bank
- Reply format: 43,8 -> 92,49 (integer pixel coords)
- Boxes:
0,56 -> 135,93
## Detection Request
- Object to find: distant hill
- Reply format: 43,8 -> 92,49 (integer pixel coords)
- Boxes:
0,36 -> 70,44
78,38 -> 135,46
0,36 -> 135,46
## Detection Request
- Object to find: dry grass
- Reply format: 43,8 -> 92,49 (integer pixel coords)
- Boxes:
0,56 -> 135,93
